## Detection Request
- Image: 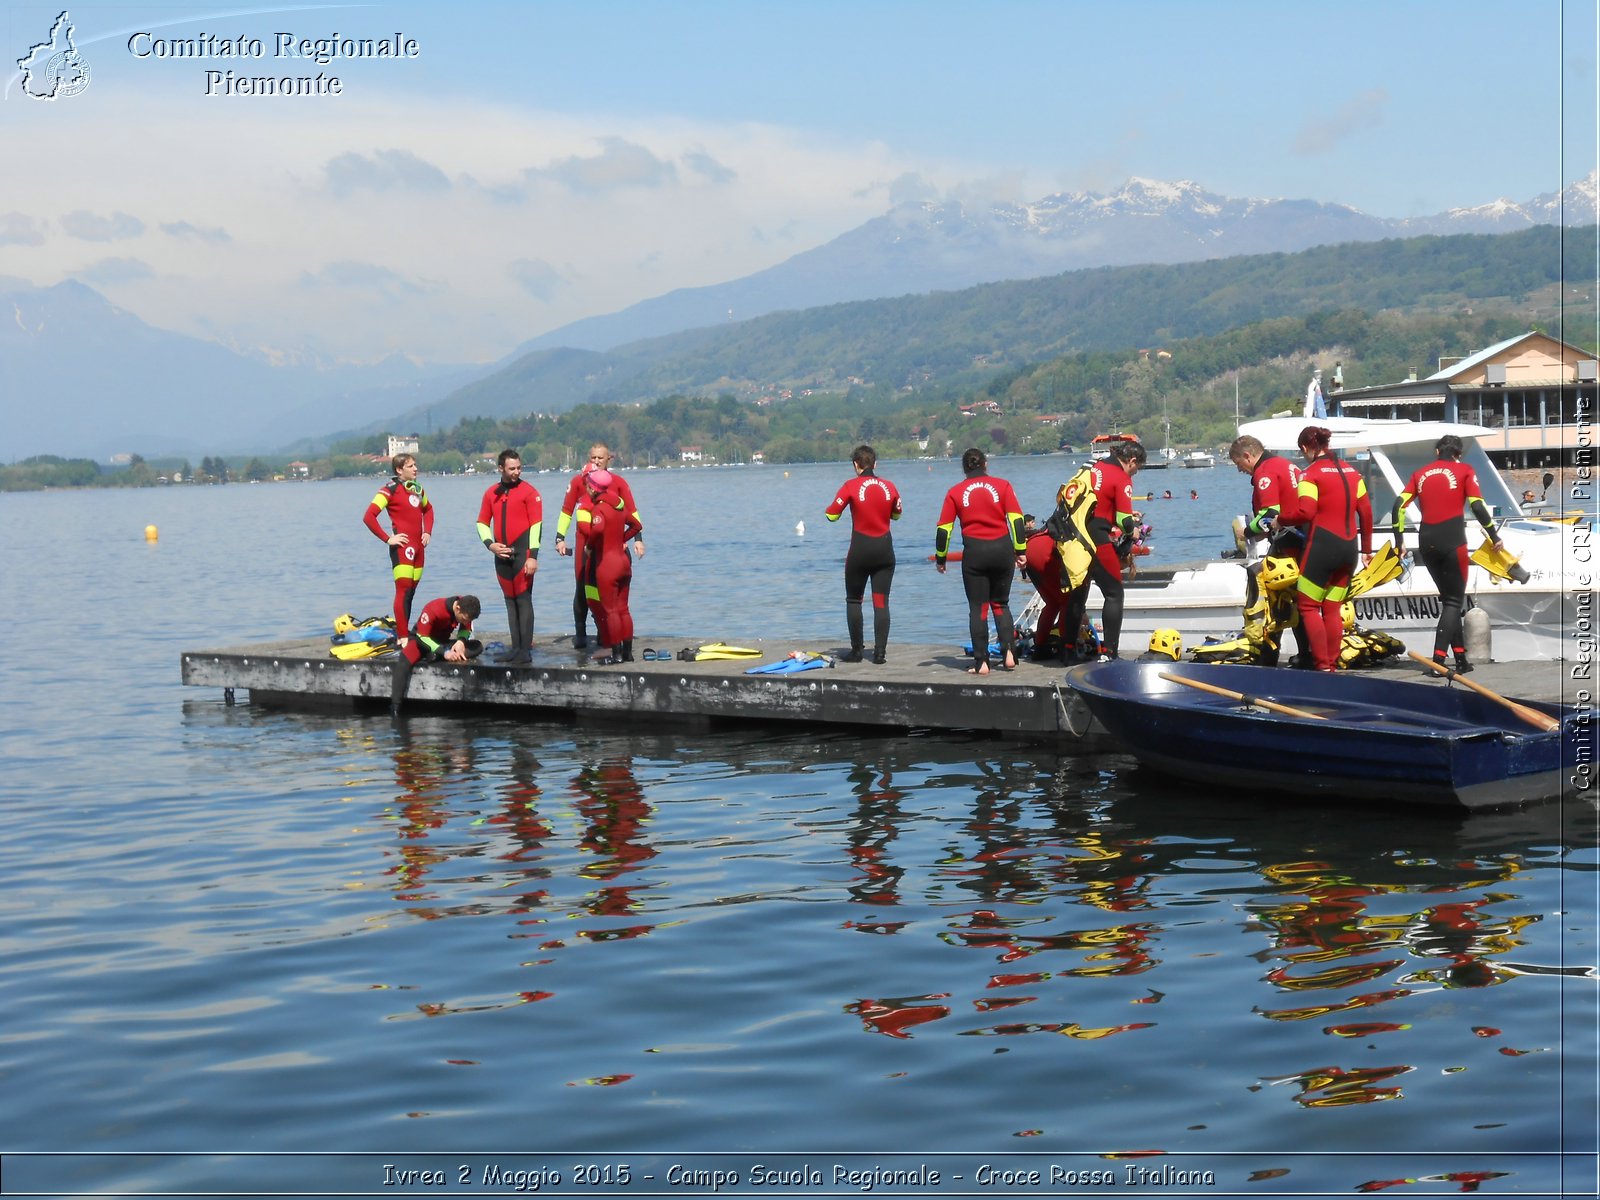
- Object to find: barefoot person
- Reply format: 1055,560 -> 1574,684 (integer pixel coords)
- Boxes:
824,444 -> 902,663
934,448 -> 1026,674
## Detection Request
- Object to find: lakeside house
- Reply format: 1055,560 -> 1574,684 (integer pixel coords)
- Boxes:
1331,330 -> 1596,469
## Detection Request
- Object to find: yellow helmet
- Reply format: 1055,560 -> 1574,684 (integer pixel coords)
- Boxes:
1340,601 -> 1356,627
1148,628 -> 1182,660
1260,555 -> 1301,591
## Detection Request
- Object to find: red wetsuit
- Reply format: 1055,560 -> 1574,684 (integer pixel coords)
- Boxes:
575,486 -> 641,651
1246,452 -> 1303,551
476,480 -> 543,598
402,596 -> 474,665
936,474 -> 1025,669
363,477 -> 434,635
1023,529 -> 1070,648
826,471 -> 902,656
557,470 -> 640,639
1286,453 -> 1373,670
1395,459 -> 1496,661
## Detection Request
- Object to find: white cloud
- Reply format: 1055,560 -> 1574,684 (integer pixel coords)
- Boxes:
508,258 -> 569,301
161,221 -> 231,244
1293,89 -> 1389,155
0,92 -> 955,362
72,257 -> 155,284
0,213 -> 46,247
324,148 -> 453,194
60,210 -> 145,241
525,136 -> 678,193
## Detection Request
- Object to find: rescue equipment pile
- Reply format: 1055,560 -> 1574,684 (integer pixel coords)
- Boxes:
1189,544 -> 1408,668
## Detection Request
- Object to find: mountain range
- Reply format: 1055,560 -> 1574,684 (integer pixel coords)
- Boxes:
507,171 -> 1600,355
6,170 -> 1595,461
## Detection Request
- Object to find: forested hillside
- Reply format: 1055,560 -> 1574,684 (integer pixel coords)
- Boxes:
406,224 -> 1596,428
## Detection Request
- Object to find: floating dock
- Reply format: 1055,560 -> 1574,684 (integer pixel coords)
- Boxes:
180,636 -> 1575,755
180,636 -> 1119,748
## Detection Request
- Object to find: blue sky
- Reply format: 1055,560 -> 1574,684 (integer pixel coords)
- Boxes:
2,0 -> 1595,364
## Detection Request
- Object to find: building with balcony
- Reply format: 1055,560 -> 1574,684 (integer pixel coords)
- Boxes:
1330,331 -> 1596,469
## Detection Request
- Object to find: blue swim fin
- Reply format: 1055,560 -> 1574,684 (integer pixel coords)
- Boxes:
744,652 -> 832,674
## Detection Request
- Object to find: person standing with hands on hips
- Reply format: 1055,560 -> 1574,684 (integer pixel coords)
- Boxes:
555,444 -> 644,649
935,448 -> 1026,675
824,444 -> 902,663
476,449 -> 542,665
1392,433 -> 1503,674
362,452 -> 433,643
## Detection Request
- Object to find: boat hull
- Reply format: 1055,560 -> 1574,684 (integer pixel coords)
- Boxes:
1066,660 -> 1589,811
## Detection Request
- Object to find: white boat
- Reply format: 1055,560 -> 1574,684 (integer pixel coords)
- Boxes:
1182,450 -> 1216,468
1022,416 -> 1590,661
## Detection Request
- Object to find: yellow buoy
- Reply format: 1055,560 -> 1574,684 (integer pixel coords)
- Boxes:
144,524 -> 159,542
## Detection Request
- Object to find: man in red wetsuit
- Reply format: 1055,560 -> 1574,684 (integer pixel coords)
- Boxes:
1393,433 -> 1504,673
476,449 -> 542,665
1062,439 -> 1146,660
935,448 -> 1026,674
1283,426 -> 1373,671
574,469 -> 643,664
389,594 -> 482,717
362,452 -> 433,640
555,443 -> 644,649
1229,433 -> 1307,666
824,444 -> 902,663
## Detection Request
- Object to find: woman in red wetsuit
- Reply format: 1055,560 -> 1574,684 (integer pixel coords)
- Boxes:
362,452 -> 434,640
824,444 -> 902,663
1393,434 -> 1504,673
1022,525 -> 1071,661
575,469 -> 642,665
935,448 -> 1026,674
1283,426 -> 1373,671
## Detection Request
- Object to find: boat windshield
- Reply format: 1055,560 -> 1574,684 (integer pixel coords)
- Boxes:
1358,441 -> 1522,523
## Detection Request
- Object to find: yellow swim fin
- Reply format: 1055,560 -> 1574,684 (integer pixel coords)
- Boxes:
330,638 -> 397,660
1469,537 -> 1531,584
1346,541 -> 1403,599
694,642 -> 763,661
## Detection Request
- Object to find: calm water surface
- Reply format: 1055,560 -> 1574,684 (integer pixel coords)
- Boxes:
2,460 -> 1595,1196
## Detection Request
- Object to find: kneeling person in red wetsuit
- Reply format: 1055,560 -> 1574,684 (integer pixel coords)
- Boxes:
389,594 -> 482,717
574,469 -> 642,665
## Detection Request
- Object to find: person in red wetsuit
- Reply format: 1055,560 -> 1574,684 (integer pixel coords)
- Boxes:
935,448 -> 1026,674
389,594 -> 482,717
1062,438 -> 1147,660
1022,525 -> 1071,661
362,452 -> 434,640
475,449 -> 542,665
1393,434 -> 1504,673
574,469 -> 642,665
1229,433 -> 1307,666
555,443 -> 644,649
1282,425 -> 1373,671
824,444 -> 902,663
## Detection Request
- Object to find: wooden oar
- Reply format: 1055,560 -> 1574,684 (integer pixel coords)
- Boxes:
1158,671 -> 1327,720
1407,652 -> 1560,732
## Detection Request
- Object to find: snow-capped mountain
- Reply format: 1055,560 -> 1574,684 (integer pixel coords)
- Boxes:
515,171 -> 1599,355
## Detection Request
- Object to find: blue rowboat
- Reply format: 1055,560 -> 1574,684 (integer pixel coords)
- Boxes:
1066,660 -> 1592,812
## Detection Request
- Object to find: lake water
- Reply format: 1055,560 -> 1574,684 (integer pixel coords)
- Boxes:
2,458 -> 1596,1197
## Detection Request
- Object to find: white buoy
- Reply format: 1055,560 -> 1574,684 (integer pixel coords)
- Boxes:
795,520 -> 805,536
1463,607 -> 1491,663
